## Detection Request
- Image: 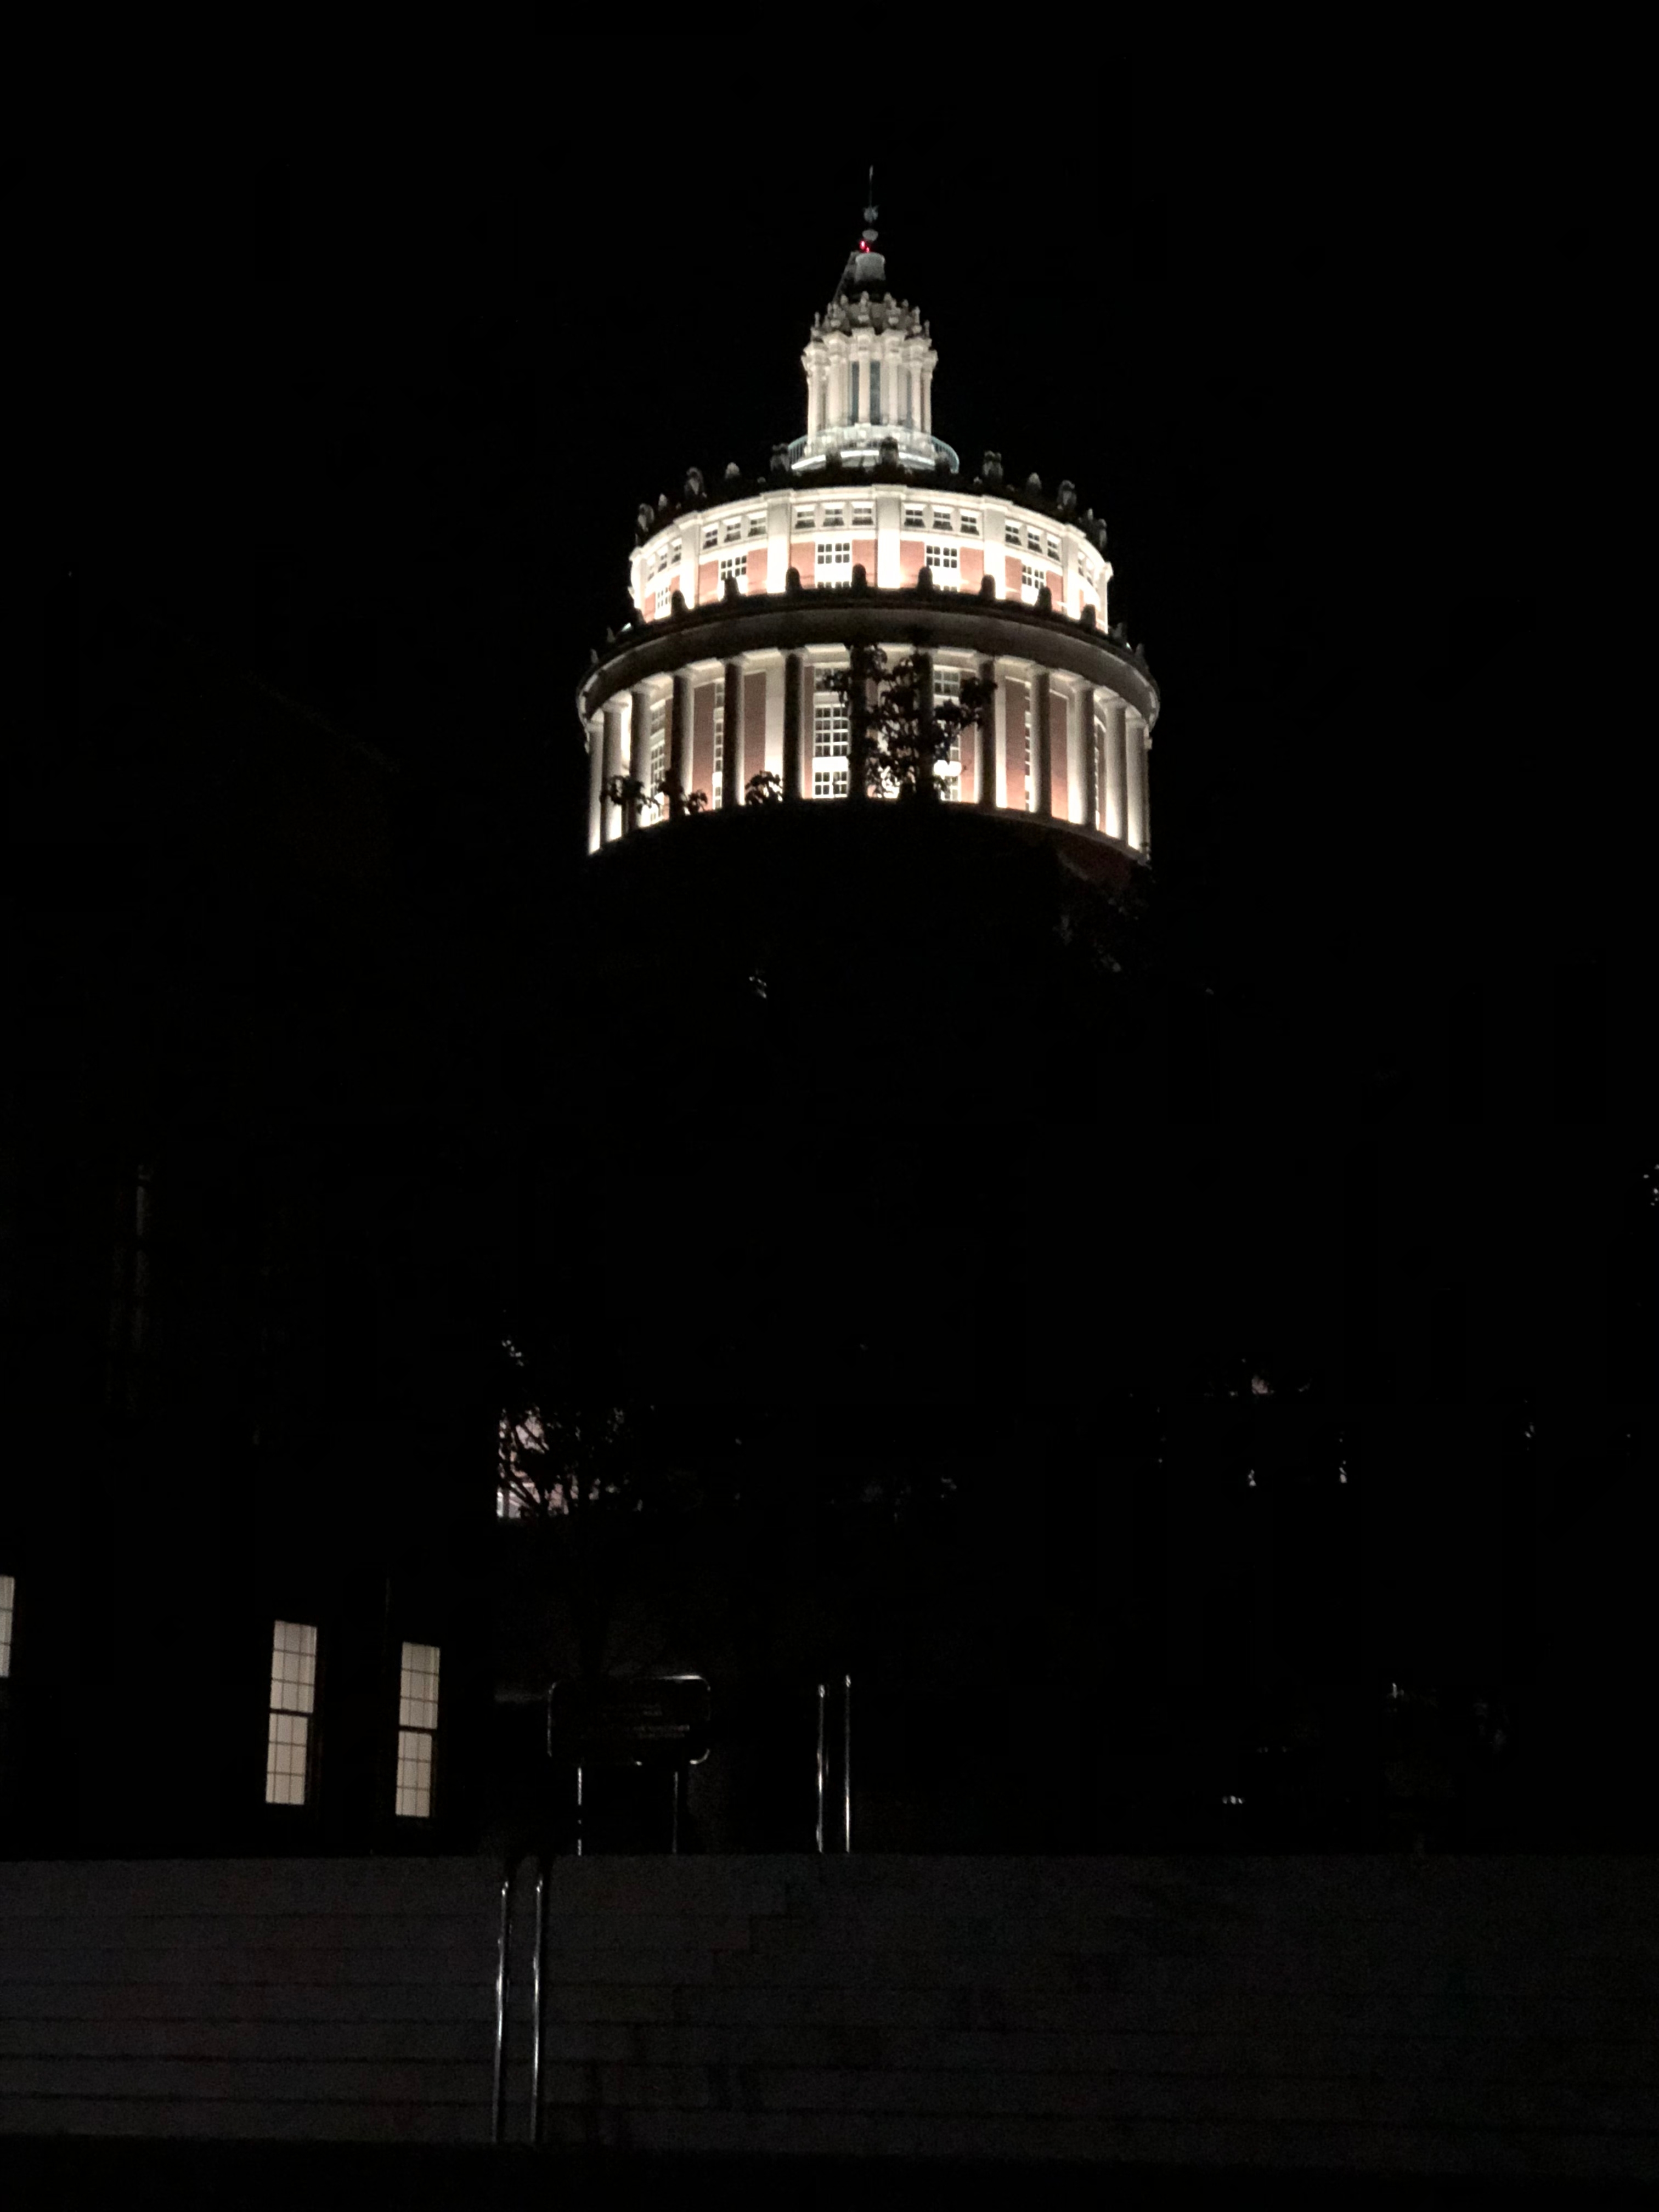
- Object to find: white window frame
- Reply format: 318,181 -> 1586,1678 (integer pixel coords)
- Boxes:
794,509 -> 815,531
746,511 -> 766,539
815,537 -> 853,588
718,550 -> 748,594
932,509 -> 952,532
653,581 -> 673,618
724,517 -> 743,543
1046,535 -> 1061,561
1005,520 -> 1022,546
924,541 -> 960,589
1021,561 -> 1045,605
811,665 -> 850,794
821,504 -> 844,528
960,511 -> 980,535
702,523 -> 719,549
648,701 -> 666,799
1026,525 -> 1043,552
851,503 -> 873,528
669,537 -> 681,562
266,1620 -> 317,1807
395,1640 -> 440,1820
903,504 -> 924,529
712,679 -> 725,803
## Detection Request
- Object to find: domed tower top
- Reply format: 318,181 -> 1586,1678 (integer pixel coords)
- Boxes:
791,193 -> 957,476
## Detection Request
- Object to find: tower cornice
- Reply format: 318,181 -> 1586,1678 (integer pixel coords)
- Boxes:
577,586 -> 1159,729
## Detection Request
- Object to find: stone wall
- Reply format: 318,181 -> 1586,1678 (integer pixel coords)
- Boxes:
3,1854 -> 1657,2180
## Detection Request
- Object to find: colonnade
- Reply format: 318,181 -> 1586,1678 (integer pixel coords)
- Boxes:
587,648 -> 1150,858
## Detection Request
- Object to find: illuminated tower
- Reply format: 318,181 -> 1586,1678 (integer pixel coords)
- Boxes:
578,202 -> 1159,864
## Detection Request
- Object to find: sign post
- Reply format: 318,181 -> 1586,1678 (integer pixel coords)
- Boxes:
548,1676 -> 712,1854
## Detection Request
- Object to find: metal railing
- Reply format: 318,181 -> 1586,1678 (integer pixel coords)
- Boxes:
492,1675 -> 855,2143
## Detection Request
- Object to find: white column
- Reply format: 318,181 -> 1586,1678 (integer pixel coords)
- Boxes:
805,346 -> 821,436
1103,698 -> 1127,841
988,658 -> 1009,809
601,701 -> 626,845
762,653 -> 785,781
1030,668 -> 1053,820
1065,678 -> 1087,825
629,684 -> 653,832
1125,710 -> 1148,851
1138,716 -> 1153,854
586,716 -> 603,854
921,364 -> 934,434
721,656 -> 743,810
975,654 -> 996,809
1080,684 -> 1099,832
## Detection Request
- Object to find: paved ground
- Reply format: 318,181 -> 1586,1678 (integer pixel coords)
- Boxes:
0,2143 -> 1652,2210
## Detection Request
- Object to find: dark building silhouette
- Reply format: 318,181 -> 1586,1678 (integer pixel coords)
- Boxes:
2,200 -> 1646,1882
2,592 -> 507,1857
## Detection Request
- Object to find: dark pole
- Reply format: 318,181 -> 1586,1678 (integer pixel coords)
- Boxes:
529,1861 -> 546,2145
843,1673 -> 852,1852
491,1866 -> 514,2145
816,1682 -> 826,1853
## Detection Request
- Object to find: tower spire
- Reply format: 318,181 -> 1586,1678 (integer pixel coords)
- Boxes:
837,178 -> 885,301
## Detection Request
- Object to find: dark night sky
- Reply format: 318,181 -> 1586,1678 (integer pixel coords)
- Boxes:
9,70 -> 1642,1407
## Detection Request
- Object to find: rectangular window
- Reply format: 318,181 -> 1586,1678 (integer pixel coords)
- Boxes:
713,680 -> 725,803
794,509 -> 815,531
851,503 -> 873,528
395,1641 -> 440,1820
812,766 -> 850,798
0,1573 -> 14,1677
812,702 -> 850,758
870,361 -> 881,419
1046,535 -> 1061,561
670,537 -> 681,561
1026,526 -> 1042,552
1021,561 -> 1045,604
724,517 -> 742,543
924,541 -> 960,588
816,537 -> 853,586
960,511 -> 979,535
718,550 -> 748,593
648,701 -> 666,794
266,1620 -> 317,1807
702,523 -> 718,549
932,510 -> 952,531
1005,520 -> 1022,546
904,505 -> 924,528
822,505 -> 844,528
1023,706 -> 1034,811
747,511 -> 766,538
850,364 -> 860,420
813,667 -> 850,765
653,582 -> 673,618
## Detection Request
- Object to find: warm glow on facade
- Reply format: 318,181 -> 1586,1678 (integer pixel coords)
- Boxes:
578,209 -> 1158,859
